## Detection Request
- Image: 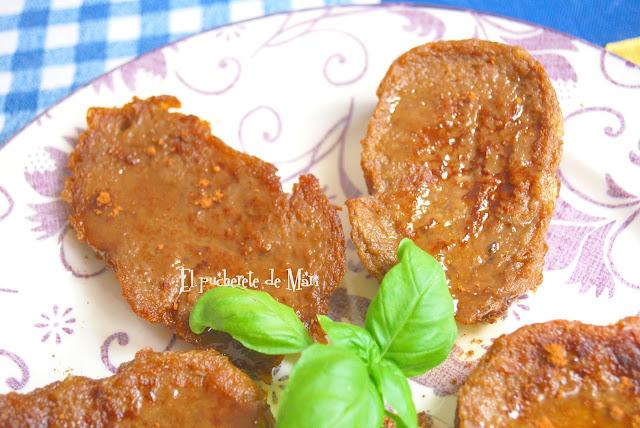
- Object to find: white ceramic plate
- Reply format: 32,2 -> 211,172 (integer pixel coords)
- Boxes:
1,4 -> 639,427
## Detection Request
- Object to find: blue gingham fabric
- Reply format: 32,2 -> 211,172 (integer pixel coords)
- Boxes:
0,0 -> 377,145
3,1 -> 636,146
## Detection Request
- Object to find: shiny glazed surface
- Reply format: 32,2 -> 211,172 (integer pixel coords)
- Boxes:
348,40 -> 563,323
62,96 -> 345,371
0,349 -> 274,427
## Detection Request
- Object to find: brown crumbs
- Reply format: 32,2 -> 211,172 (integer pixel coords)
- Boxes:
194,196 -> 213,209
198,179 -> 210,188
212,165 -> 221,172
109,206 -> 123,218
96,191 -> 112,207
146,146 -> 157,156
194,191 -> 223,209
544,343 -> 568,367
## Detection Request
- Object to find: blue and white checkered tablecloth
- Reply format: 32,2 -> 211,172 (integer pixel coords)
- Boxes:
0,0 -> 376,145
2,1 -> 637,146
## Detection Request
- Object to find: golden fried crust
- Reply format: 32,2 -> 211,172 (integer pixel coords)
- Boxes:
457,317 -> 640,428
62,96 -> 345,371
0,349 -> 274,427
347,40 -> 563,323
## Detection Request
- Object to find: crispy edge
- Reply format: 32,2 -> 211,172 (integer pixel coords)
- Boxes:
288,174 -> 346,339
456,317 -> 640,427
0,349 -> 274,427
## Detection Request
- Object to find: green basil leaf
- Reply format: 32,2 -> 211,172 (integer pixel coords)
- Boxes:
276,344 -> 384,428
372,359 -> 417,428
317,315 -> 380,363
365,238 -> 457,376
189,286 -> 313,355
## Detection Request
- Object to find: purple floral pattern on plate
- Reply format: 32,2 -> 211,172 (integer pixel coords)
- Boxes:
175,57 -> 242,96
58,225 -> 108,278
510,295 -> 531,321
93,50 -> 167,93
544,105 -> 640,296
328,287 -> 371,326
35,305 -> 75,345
100,332 -> 130,374
0,349 -> 29,390
163,334 -> 178,352
25,142 -> 71,240
24,132 -> 107,278
600,50 -> 640,89
0,186 -> 13,221
390,8 -> 445,39
413,345 -> 478,396
254,8 -> 373,86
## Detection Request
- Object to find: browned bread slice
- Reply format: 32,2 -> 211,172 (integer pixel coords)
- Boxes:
347,40 -> 563,323
0,349 -> 274,427
62,96 -> 345,372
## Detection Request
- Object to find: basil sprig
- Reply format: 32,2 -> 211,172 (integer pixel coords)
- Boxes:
317,315 -> 381,364
189,238 -> 457,428
277,344 -> 384,428
366,238 -> 457,376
